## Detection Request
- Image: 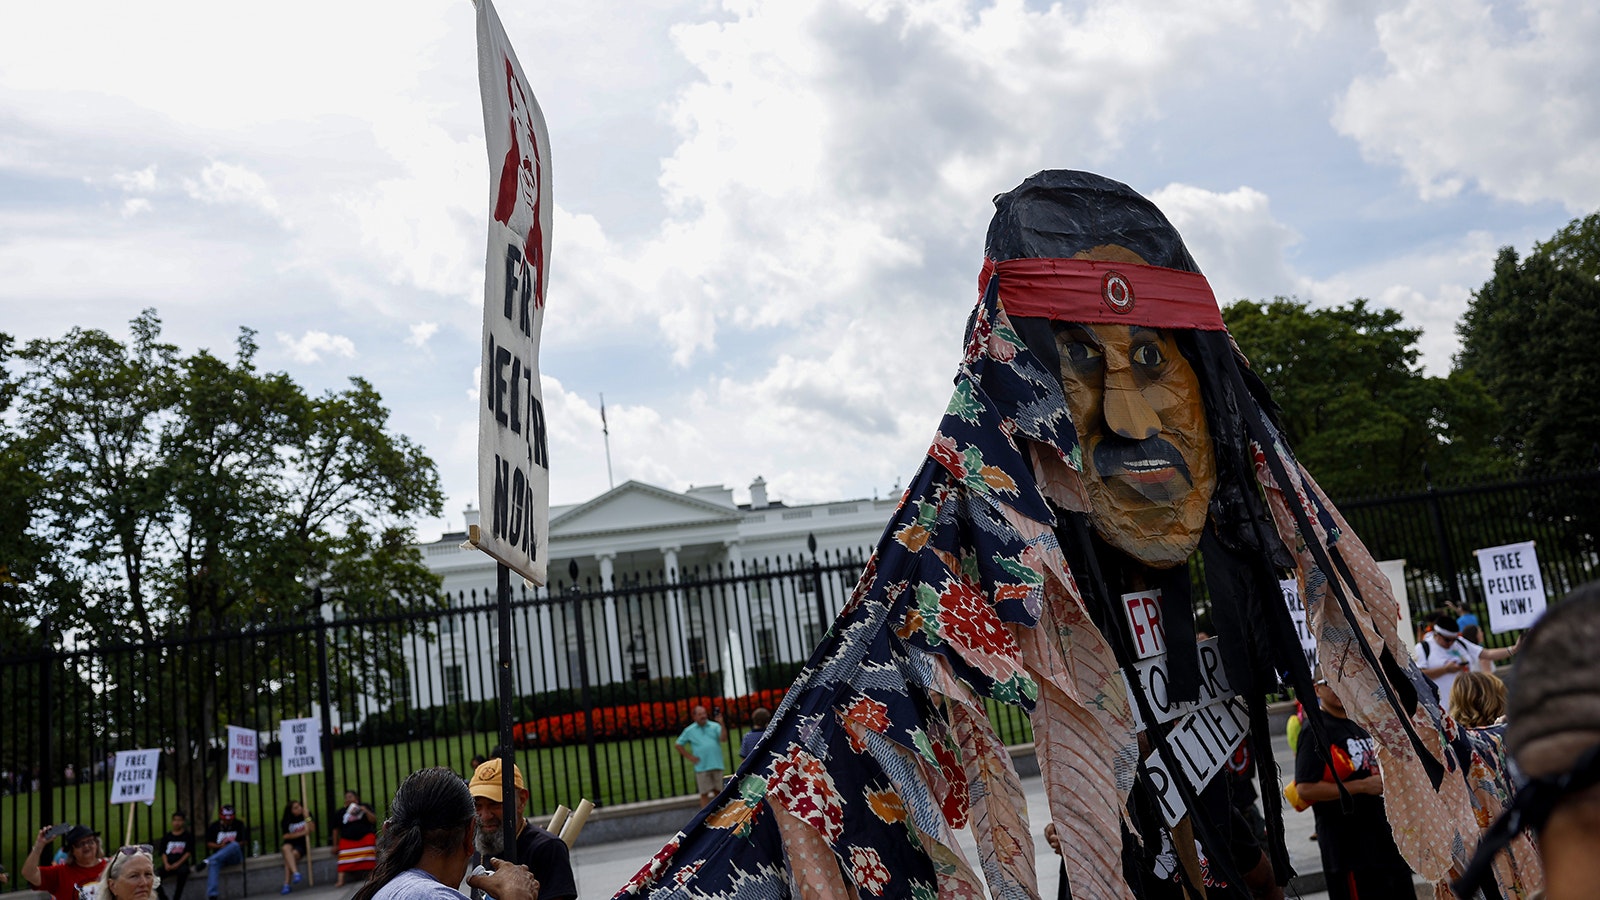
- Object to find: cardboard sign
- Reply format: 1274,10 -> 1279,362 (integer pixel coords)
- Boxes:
1474,540 -> 1546,633
112,748 -> 159,804
226,725 -> 259,784
1122,589 -> 1166,660
1281,578 -> 1317,672
279,717 -> 323,775
1141,696 -> 1250,826
471,0 -> 553,586
1128,637 -> 1236,728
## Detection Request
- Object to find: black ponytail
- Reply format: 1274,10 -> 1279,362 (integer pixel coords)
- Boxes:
351,767 -> 474,900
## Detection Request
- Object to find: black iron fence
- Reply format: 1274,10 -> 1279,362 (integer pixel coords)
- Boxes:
3,470 -> 1598,879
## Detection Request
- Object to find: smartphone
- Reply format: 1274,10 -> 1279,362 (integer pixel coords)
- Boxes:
44,822 -> 71,840
711,706 -> 722,718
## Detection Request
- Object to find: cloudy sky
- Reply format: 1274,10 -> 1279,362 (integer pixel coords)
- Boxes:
2,0 -> 1595,542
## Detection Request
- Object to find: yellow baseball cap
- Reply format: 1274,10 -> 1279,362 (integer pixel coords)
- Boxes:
468,758 -> 526,799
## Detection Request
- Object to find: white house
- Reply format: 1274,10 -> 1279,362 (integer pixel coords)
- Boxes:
409,478 -> 898,708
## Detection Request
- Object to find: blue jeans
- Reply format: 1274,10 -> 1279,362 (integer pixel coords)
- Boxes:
205,842 -> 244,898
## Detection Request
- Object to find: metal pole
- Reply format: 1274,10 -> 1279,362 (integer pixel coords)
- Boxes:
568,560 -> 603,805
495,563 -> 519,866
40,616 -> 55,828
1424,464 -> 1464,609
314,601 -> 338,857
808,534 -> 827,641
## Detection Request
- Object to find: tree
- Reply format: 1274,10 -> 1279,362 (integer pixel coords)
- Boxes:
1457,213 -> 1600,473
11,310 -> 446,819
1224,297 -> 1506,497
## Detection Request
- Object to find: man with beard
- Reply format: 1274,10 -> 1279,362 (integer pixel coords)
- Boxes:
467,760 -> 575,900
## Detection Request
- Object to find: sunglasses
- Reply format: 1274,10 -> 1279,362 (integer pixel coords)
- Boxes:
117,845 -> 153,858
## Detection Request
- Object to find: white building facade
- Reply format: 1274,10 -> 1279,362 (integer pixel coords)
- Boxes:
411,478 -> 897,708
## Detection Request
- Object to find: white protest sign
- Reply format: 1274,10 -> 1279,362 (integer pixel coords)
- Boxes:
1475,540 -> 1546,633
112,748 -> 159,804
226,725 -> 259,784
1280,578 -> 1317,673
279,717 -> 323,775
1141,696 -> 1250,826
1121,589 -> 1167,660
471,0 -> 553,586
1128,637 -> 1236,729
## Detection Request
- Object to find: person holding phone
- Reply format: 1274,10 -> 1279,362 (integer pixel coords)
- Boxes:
23,824 -> 107,900
1413,614 -> 1518,700
674,704 -> 726,806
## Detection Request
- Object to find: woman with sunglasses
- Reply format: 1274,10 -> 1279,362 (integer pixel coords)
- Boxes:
92,845 -> 157,900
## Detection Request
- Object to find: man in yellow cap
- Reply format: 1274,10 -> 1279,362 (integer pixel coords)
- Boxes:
467,758 -> 577,900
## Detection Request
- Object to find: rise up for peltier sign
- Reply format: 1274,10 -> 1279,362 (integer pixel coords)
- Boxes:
471,0 -> 552,585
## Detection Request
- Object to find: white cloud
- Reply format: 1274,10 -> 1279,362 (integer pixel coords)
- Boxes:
184,161 -> 284,218
277,330 -> 357,364
1334,0 -> 1600,211
407,321 -> 439,347
1148,183 -> 1302,303
120,198 -> 152,218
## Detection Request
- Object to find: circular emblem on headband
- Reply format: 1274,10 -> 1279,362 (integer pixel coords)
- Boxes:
1102,271 -> 1134,313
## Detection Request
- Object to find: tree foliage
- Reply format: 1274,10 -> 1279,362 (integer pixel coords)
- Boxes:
1457,212 -> 1600,473
1224,297 -> 1506,497
1,309 -> 446,816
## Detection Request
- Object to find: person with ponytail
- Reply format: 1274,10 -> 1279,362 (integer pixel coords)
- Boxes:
352,768 -> 539,900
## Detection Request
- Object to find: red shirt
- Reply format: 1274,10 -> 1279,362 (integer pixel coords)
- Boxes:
35,861 -> 108,900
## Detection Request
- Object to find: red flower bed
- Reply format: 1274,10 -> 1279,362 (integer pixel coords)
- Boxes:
511,687 -> 788,748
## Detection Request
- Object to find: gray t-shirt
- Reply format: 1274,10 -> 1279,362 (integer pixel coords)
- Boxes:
373,869 -> 466,900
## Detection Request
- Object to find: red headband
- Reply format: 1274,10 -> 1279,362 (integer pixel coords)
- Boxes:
979,257 -> 1226,331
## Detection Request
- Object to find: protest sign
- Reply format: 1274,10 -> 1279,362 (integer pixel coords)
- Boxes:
226,725 -> 259,784
471,0 -> 553,586
1475,540 -> 1546,632
1281,578 -> 1317,672
112,749 -> 159,804
1128,637 -> 1235,728
1121,589 -> 1166,660
1142,696 -> 1250,826
280,717 -> 323,775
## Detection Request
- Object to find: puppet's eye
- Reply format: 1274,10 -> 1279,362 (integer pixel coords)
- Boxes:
1131,343 -> 1164,370
1063,341 -> 1103,369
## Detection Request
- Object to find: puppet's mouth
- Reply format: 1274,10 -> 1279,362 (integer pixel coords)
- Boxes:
1093,438 -> 1192,497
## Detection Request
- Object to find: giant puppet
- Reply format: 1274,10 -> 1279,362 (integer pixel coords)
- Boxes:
617,171 -> 1495,899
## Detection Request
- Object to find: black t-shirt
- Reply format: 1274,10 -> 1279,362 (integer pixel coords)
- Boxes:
280,812 -> 310,854
1293,711 -> 1410,875
156,832 -> 192,871
474,825 -> 577,900
205,820 -> 250,854
336,803 -> 376,841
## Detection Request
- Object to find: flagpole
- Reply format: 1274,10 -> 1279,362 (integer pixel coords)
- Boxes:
600,393 -> 614,489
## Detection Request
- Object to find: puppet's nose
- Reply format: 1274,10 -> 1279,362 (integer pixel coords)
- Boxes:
1102,369 -> 1161,440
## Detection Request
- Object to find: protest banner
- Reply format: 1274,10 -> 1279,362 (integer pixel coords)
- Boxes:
470,0 -> 553,586
112,748 -> 159,804
1128,637 -> 1235,728
279,717 -> 323,775
1142,696 -> 1251,826
226,725 -> 259,784
1281,578 -> 1317,672
1475,540 -> 1546,632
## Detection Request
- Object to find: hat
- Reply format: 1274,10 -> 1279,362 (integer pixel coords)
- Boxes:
220,805 -> 235,816
468,758 -> 525,800
64,825 -> 97,848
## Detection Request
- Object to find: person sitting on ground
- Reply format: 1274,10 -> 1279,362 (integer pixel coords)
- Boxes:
352,767 -> 539,900
278,800 -> 314,894
23,825 -> 107,900
739,708 -> 771,760
335,790 -> 379,888
155,812 -> 194,900
466,759 -> 576,900
198,805 -> 250,900
92,844 -> 158,900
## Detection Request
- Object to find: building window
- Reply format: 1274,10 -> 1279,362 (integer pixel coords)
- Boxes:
755,628 -> 777,666
687,635 -> 709,678
444,665 -> 464,704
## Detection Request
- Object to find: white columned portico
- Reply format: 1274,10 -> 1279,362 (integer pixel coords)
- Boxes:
598,553 -> 624,683
663,545 -> 685,677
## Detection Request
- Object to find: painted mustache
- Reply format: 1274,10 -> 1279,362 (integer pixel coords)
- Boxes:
1092,436 -> 1193,494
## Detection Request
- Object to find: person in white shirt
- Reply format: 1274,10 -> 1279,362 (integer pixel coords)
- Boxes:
1413,615 -> 1517,701
350,768 -> 538,900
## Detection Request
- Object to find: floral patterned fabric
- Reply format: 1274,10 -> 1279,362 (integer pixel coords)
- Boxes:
616,187 -> 1497,899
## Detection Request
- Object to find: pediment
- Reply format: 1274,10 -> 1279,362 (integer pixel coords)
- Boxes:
550,480 -> 740,537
